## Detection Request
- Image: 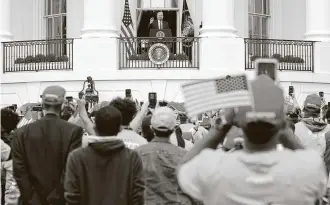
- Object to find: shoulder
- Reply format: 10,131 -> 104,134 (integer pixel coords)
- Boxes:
292,149 -> 324,166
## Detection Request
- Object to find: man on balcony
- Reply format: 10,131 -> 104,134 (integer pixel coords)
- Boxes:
148,11 -> 170,30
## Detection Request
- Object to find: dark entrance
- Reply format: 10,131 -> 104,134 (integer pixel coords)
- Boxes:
137,10 -> 177,37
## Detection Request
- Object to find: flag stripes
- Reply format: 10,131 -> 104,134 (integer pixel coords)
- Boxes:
182,75 -> 252,118
17,118 -> 34,128
121,0 -> 136,58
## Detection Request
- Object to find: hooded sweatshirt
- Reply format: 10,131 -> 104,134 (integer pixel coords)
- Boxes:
295,117 -> 330,156
64,137 -> 144,205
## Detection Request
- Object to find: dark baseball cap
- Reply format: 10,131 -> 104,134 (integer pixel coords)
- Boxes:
42,85 -> 66,105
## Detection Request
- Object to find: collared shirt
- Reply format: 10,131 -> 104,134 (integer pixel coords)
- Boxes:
136,137 -> 193,205
178,148 -> 327,205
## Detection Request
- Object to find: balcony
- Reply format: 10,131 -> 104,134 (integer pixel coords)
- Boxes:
119,37 -> 200,70
244,38 -> 315,72
2,39 -> 74,73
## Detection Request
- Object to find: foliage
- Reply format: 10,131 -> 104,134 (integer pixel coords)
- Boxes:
251,54 -> 305,63
15,54 -> 69,64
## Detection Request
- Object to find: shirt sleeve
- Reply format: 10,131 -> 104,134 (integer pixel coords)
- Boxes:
1,139 -> 11,161
177,148 -> 223,200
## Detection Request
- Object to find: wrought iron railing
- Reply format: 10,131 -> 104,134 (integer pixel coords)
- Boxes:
2,39 -> 74,73
245,38 -> 314,72
119,37 -> 199,69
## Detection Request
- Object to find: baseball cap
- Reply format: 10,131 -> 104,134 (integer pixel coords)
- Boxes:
244,75 -> 285,124
42,85 -> 66,105
304,94 -> 322,112
151,107 -> 176,132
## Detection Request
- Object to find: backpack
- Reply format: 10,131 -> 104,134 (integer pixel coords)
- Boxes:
295,122 -> 330,156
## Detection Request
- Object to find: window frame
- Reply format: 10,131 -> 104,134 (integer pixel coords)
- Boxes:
44,0 -> 67,40
248,0 -> 270,39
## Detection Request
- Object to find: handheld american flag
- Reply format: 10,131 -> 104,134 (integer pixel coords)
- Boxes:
182,74 -> 252,118
121,0 -> 136,57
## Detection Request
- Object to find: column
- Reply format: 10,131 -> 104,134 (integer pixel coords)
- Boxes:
305,0 -> 330,42
81,0 -> 118,38
199,0 -> 244,72
200,0 -> 237,37
0,0 -> 13,41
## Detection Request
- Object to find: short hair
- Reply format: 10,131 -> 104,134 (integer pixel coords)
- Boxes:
94,106 -> 122,136
110,97 -> 137,126
1,108 -> 19,132
242,121 -> 282,145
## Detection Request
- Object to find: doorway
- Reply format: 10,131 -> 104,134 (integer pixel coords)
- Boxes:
137,10 -> 177,37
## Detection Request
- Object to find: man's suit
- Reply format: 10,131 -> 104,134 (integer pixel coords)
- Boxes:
12,114 -> 83,205
148,20 -> 169,30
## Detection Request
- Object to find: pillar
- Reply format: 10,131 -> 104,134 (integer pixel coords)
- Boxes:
0,0 -> 13,41
81,0 -> 119,38
305,0 -> 330,42
199,0 -> 244,72
200,0 -> 237,37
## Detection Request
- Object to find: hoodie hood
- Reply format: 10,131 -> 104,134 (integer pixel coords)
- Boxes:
302,117 -> 328,132
87,135 -> 125,154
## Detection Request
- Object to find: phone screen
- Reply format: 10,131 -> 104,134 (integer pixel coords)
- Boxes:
148,93 -> 157,109
257,62 -> 276,81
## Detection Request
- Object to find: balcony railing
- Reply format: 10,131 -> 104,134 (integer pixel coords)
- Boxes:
119,37 -> 199,69
245,38 -> 314,72
2,39 -> 74,73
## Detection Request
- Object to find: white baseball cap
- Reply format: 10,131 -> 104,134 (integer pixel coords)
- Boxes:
151,107 -> 176,132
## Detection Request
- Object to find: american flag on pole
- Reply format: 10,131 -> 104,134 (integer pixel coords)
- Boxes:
121,0 -> 136,57
321,97 -> 326,108
182,75 -> 252,118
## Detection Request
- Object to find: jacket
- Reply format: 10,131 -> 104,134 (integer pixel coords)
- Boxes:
148,20 -> 170,30
64,137 -> 144,205
12,114 -> 83,205
136,137 -> 193,205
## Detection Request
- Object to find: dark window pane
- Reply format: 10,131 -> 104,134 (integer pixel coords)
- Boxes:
262,17 -> 268,36
62,16 -> 67,38
253,16 -> 261,36
263,0 -> 269,14
61,0 -> 66,13
54,16 -> 62,36
52,0 -> 60,14
255,0 -> 262,13
47,0 -> 52,15
47,18 -> 53,38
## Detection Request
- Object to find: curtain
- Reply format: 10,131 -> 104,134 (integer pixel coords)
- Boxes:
178,0 -> 184,37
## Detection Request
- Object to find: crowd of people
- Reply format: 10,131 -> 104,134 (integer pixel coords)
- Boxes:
1,75 -> 330,204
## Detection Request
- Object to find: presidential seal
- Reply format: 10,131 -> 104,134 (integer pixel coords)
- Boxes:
156,31 -> 165,39
148,43 -> 170,65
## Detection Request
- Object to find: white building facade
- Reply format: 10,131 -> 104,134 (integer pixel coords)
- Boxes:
1,0 -> 330,107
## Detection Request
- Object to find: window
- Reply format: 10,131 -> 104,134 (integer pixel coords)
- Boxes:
44,0 -> 67,56
248,0 -> 270,39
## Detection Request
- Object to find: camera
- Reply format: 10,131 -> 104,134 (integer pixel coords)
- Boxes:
148,92 -> 157,109
289,86 -> 294,96
125,89 -> 132,98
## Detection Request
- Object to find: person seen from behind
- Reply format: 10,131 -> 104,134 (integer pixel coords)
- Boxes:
110,97 -> 148,149
295,94 -> 330,173
136,107 -> 195,205
1,108 -> 20,205
178,75 -> 326,205
64,105 -> 144,205
12,85 -> 83,205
